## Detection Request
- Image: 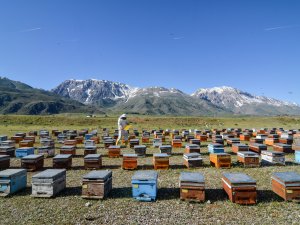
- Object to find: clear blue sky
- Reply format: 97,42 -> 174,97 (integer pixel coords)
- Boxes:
0,0 -> 300,102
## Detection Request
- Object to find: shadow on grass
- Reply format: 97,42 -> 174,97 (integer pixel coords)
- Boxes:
71,166 -> 85,170
170,164 -> 186,170
206,188 -> 227,202
12,186 -> 32,197
109,187 -> 131,199
257,190 -> 284,203
158,187 -> 180,200
58,186 -> 82,197
103,165 -> 121,170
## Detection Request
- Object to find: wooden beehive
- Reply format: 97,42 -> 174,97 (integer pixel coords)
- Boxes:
222,173 -> 257,205
53,154 -> 72,169
249,138 -> 264,144
208,143 -> 224,154
84,140 -> 95,147
24,136 -> 36,144
185,144 -> 200,154
134,145 -> 147,157
21,154 -> 44,172
122,153 -> 138,170
232,144 -> 249,154
82,170 -> 112,199
84,154 -> 102,169
272,172 -> 300,201
292,144 -> 300,151
240,133 -> 251,141
31,169 -> 66,198
108,145 -> 121,158
172,139 -> 182,148
272,143 -> 293,153
265,138 -> 279,146
40,139 -> 55,148
159,145 -> 172,155
84,146 -> 97,156
183,153 -> 202,168
15,147 -> 34,158
196,134 -> 207,142
249,143 -> 267,154
0,155 -> 10,170
64,139 -> 77,147
153,153 -> 169,170
142,135 -> 150,143
0,135 -> 8,142
153,138 -> 162,148
129,139 -> 140,148
0,169 -> 27,196
210,153 -> 231,169
104,138 -> 115,149
11,136 -> 23,144
227,138 -> 240,146
38,146 -> 55,158
261,150 -> 285,166
132,171 -> 158,201
279,138 -> 293,145
189,139 -> 200,146
237,151 -> 259,167
180,172 -> 205,202
75,136 -> 84,144
0,146 -> 15,157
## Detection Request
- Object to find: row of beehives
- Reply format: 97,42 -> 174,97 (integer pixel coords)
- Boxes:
1,168 -> 300,204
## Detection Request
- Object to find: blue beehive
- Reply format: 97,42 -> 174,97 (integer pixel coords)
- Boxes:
208,143 -> 224,154
132,171 -> 158,202
85,133 -> 94,140
295,150 -> 300,164
15,147 -> 35,158
0,169 -> 27,196
0,135 -> 8,142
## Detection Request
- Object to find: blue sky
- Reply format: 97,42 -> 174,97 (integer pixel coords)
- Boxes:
0,0 -> 300,103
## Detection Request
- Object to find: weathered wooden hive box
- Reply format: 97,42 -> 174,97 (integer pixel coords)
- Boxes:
129,139 -> 140,148
84,146 -> 97,156
19,140 -> 34,148
208,143 -> 224,154
189,138 -> 200,146
210,153 -> 231,169
53,154 -> 72,169
21,154 -> 44,172
272,143 -> 293,153
40,139 -> 55,148
261,150 -> 285,166
104,138 -> 115,149
84,154 -> 102,169
153,153 -> 169,170
38,146 -> 55,158
159,145 -> 172,155
75,136 -> 84,144
271,172 -> 300,201
0,146 -> 15,157
64,139 -> 77,147
153,138 -> 162,148
296,150 -> 300,164
129,134 -> 136,140
0,169 -> 27,196
132,170 -> 158,201
240,133 -> 251,141
108,145 -> 121,158
227,138 -> 240,146
15,147 -> 34,158
134,145 -> 147,157
57,134 -> 67,144
122,153 -> 138,170
185,144 -> 200,154
0,155 -> 10,170
11,136 -> 23,144
31,169 -> 66,198
179,172 -> 205,202
1,140 -> 15,148
222,173 -> 257,205
237,151 -> 259,167
249,143 -> 267,154
133,129 -> 139,137
60,145 -> 76,155
171,139 -> 182,148
82,170 -> 112,199
142,135 -> 150,143
292,144 -> 300,151
232,143 -> 249,154
84,140 -> 95,147
183,153 -> 202,168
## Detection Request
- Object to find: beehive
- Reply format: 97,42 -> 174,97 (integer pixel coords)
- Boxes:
249,138 -> 264,144
75,136 -> 84,144
84,140 -> 95,147
208,143 -> 224,154
57,134 -> 67,144
265,138 -> 279,146
142,135 -> 150,143
11,136 -> 23,144
53,154 -> 72,169
183,153 -> 202,168
108,145 -> 121,158
82,170 -> 112,199
15,147 -> 34,158
249,143 -> 267,154
0,146 -> 15,157
153,153 -> 169,170
84,146 -> 97,156
272,143 -> 293,153
0,169 -> 27,196
272,172 -> 300,201
84,154 -> 102,169
60,145 -> 76,155
240,133 -> 251,141
227,138 -> 240,146
31,169 -> 66,198
172,139 -> 182,148
122,153 -> 138,170
196,134 -> 207,142
261,151 -> 285,166
185,144 -> 200,154
130,139 -> 140,148
0,135 -> 8,143
85,133 -> 94,140
104,138 -> 115,149
232,144 -> 249,154
64,139 -> 77,147
132,171 -> 158,201
159,145 -> 172,155
237,151 -> 259,167
24,136 -> 36,143
40,139 -> 55,148
0,155 -> 10,170
18,140 -> 34,148
222,173 -> 257,205
210,153 -> 231,169
189,139 -> 200,146
0,140 -> 15,148
179,172 -> 205,202
38,146 -> 55,158
134,145 -> 147,157
213,139 -> 224,145
153,138 -> 162,148
21,154 -> 44,172
279,138 -> 293,145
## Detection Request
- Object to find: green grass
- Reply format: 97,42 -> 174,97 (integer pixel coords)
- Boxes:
0,115 -> 299,224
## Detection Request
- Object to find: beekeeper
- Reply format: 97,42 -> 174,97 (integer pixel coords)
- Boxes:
116,114 -> 129,145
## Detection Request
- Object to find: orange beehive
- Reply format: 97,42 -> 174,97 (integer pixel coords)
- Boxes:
142,136 -> 150,143
240,134 -> 250,141
265,138 -> 279,146
64,140 -> 77,147
24,136 -> 36,143
10,136 -> 23,144
153,153 -> 169,170
172,139 -> 182,148
210,153 -> 231,169
122,154 -> 138,170
108,145 -> 121,158
75,136 -> 84,144
19,140 -> 34,148
179,172 -> 205,202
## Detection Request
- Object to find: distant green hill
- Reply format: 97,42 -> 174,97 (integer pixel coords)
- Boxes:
0,77 -> 103,115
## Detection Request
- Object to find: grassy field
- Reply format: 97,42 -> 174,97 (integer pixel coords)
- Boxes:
0,115 -> 300,225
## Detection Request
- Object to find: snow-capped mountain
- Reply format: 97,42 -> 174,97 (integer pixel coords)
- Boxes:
192,86 -> 299,115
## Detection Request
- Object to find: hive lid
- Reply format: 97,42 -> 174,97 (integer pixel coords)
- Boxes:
183,152 -> 201,158
123,153 -> 138,157
237,151 -> 259,157
208,143 -> 223,147
130,139 -> 139,142
0,155 -> 10,160
0,169 -> 26,177
22,154 -> 43,159
274,143 -> 291,147
153,153 -> 169,157
60,145 -> 75,149
38,146 -> 51,150
159,145 -> 172,149
32,169 -> 66,179
53,154 -> 72,159
84,154 -> 101,159
84,146 -> 97,150
272,172 -> 300,183
211,153 -> 230,156
180,172 -> 204,183
0,146 -> 15,150
132,170 -> 158,180
233,143 -> 248,147
17,147 -> 34,150
186,144 -> 200,148
223,173 -> 256,184
134,145 -> 147,149
261,150 -> 285,156
108,145 -> 120,149
83,170 -> 112,180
